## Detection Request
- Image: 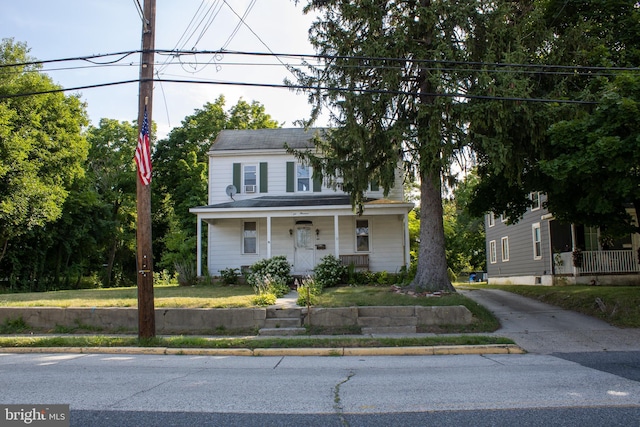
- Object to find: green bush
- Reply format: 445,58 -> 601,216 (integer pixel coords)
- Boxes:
252,293 -> 277,306
174,259 -> 198,286
297,277 -> 322,306
247,256 -> 292,288
313,255 -> 346,288
219,267 -> 240,285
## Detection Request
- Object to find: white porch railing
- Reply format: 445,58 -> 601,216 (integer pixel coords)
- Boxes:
578,250 -> 640,274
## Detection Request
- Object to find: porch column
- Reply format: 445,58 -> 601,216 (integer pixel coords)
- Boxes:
267,215 -> 272,258
334,215 -> 340,258
404,212 -> 410,267
196,216 -> 202,276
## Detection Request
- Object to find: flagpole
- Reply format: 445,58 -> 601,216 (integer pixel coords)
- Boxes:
136,0 -> 156,339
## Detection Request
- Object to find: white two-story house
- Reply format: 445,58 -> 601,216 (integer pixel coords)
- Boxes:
190,128 -> 414,277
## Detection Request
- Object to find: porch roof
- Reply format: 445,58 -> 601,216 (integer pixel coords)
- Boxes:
197,195 -> 359,209
190,195 -> 414,217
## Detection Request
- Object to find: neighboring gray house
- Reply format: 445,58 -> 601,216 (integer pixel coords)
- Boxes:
485,192 -> 640,285
190,128 -> 414,277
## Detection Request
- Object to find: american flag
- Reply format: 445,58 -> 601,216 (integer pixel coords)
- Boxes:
135,107 -> 152,185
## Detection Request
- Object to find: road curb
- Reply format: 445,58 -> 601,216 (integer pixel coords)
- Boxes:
0,344 -> 525,356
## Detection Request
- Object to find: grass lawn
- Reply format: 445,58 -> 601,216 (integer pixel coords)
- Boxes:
0,335 -> 515,350
462,284 -> 640,328
0,284 -> 255,308
0,284 -> 500,340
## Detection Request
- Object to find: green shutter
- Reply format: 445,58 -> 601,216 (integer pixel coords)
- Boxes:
370,180 -> 379,192
286,162 -> 295,193
259,162 -> 268,193
233,163 -> 241,192
313,171 -> 322,192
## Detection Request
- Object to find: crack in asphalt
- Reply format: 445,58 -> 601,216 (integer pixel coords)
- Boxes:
333,370 -> 355,426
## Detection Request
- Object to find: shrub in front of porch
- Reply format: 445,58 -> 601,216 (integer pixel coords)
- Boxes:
313,255 -> 347,288
246,256 -> 292,290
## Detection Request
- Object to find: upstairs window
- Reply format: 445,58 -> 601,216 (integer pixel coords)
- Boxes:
297,164 -> 310,192
243,165 -> 257,193
530,192 -> 541,211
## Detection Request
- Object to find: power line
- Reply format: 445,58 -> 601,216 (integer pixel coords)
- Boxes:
0,76 -> 598,105
3,49 -> 639,74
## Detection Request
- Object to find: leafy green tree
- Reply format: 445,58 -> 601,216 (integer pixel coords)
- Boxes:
468,1 -> 640,234
0,39 -> 88,266
85,118 -> 139,287
152,97 -> 279,271
443,171 -> 485,276
541,73 -> 640,236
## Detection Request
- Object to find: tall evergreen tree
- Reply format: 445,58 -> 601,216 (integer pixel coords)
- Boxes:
291,0 -> 490,291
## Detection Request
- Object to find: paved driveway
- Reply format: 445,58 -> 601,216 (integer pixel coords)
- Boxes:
460,288 -> 640,354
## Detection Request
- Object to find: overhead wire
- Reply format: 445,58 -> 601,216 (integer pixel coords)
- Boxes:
1,49 -> 637,104
0,76 -> 599,105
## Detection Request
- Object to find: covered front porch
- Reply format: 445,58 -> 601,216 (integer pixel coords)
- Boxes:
550,220 -> 640,284
190,195 -> 414,276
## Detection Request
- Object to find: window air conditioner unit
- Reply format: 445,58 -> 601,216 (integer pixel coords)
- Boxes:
244,185 -> 256,193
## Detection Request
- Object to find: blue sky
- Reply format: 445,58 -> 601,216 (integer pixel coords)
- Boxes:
2,1 -> 320,138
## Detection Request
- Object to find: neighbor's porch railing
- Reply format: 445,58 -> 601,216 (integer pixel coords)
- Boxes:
577,250 -> 640,274
555,250 -> 640,275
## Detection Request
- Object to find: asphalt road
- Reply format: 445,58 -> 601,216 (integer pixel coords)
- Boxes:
3,288 -> 640,426
2,351 -> 640,426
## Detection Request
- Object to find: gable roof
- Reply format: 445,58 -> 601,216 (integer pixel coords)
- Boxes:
210,128 -> 327,152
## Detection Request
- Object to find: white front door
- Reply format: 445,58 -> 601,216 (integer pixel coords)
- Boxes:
294,224 -> 315,274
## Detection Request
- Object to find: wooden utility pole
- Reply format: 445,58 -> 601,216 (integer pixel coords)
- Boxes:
136,0 -> 156,338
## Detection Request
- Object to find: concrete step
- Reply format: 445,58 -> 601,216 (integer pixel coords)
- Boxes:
266,307 -> 302,319
357,316 -> 417,327
362,326 -> 417,335
263,318 -> 302,329
258,327 -> 307,336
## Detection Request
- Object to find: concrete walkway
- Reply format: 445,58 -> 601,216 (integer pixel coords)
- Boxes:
461,288 -> 640,354
273,290 -> 299,308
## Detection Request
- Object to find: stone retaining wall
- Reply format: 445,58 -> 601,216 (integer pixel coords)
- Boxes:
0,305 -> 472,334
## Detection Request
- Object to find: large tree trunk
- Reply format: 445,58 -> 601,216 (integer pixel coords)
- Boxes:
410,171 -> 455,292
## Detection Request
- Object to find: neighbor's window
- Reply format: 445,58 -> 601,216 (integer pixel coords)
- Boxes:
585,226 -> 598,251
532,223 -> 542,259
501,236 -> 510,262
243,221 -> 257,254
489,240 -> 497,264
356,219 -> 370,252
243,164 -> 257,193
488,213 -> 495,227
297,164 -> 311,192
530,192 -> 541,210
